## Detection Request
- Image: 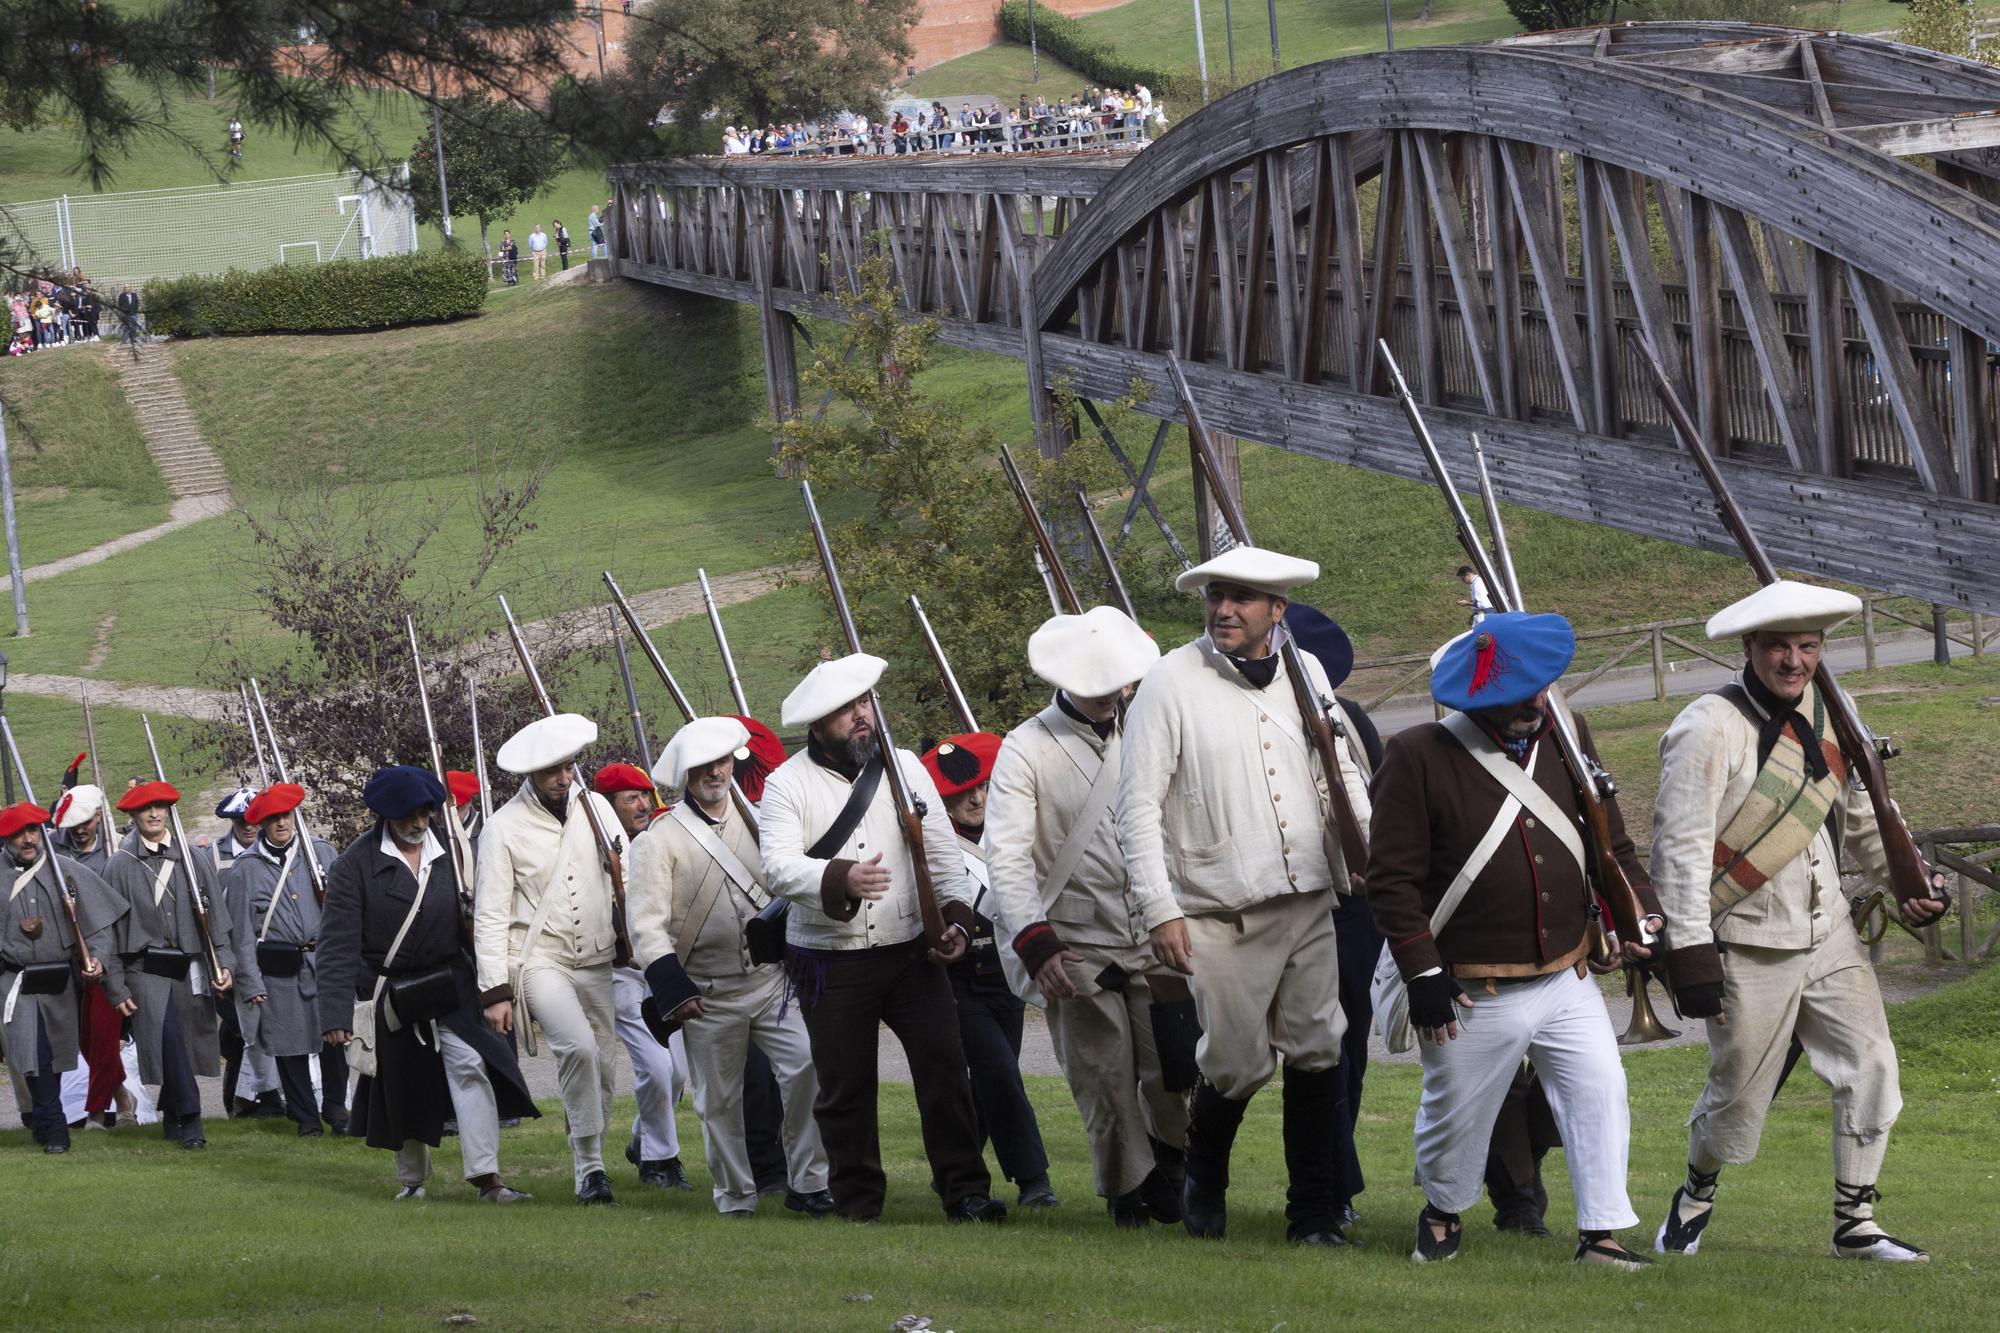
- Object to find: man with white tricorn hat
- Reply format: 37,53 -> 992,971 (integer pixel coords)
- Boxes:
1116,545 -> 1371,1246
984,605 -> 1194,1229
759,652 -> 1005,1223
1651,581 -> 1947,1263
627,715 -> 833,1218
476,712 -> 628,1204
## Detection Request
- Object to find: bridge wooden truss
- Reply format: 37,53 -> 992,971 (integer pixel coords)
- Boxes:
608,23 -> 2000,612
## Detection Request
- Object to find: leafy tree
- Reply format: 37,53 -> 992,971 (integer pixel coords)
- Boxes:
613,0 -> 920,151
407,95 -> 569,256
1502,0 -> 1619,31
776,241 -> 1131,745
1897,0 -> 1994,62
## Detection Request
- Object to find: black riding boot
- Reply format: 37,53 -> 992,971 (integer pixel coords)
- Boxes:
1182,1076 -> 1249,1239
1282,1063 -> 1350,1246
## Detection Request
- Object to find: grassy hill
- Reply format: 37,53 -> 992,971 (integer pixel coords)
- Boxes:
0,347 -> 169,565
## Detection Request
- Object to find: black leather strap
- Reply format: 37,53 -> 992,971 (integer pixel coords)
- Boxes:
806,751 -> 885,859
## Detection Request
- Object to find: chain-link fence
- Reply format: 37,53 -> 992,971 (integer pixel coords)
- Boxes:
1,167 -> 419,289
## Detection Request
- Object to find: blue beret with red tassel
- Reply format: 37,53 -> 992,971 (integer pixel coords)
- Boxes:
1430,611 -> 1577,712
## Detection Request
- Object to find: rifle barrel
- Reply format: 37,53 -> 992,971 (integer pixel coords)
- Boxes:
0,716 -> 97,975
1075,490 -> 1138,619
909,595 -> 978,733
608,606 -> 655,773
248,679 -> 328,908
1469,436 -> 1525,612
1000,444 -> 1083,615
139,714 -> 225,984
239,683 -> 272,787
468,674 -> 494,823
81,688 -> 111,847
698,569 -> 752,717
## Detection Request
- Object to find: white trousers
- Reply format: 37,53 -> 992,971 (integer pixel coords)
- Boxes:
522,957 -> 617,1188
681,969 -> 828,1213
612,966 -> 685,1161
393,1029 -> 503,1187
1414,966 -> 1637,1231
1185,890 -> 1345,1099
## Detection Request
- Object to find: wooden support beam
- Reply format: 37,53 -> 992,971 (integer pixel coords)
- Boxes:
1804,245 -> 1852,478
1403,135 -> 1445,405
1576,152 -> 1620,435
1416,131 -> 1504,415
1482,137 -> 1525,419
1598,161 -> 1690,417
1683,193 -> 1728,454
1714,205 -> 1816,469
1265,149 -> 1304,381
1298,139 -> 1337,383
1330,136 -> 1369,393
1361,134 -> 1405,396
1499,140 -> 1592,431
1847,266 -> 1959,493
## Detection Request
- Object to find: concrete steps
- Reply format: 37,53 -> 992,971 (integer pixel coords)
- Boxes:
112,342 -> 233,499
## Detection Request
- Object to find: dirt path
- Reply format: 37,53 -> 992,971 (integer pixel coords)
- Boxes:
0,495 -> 231,593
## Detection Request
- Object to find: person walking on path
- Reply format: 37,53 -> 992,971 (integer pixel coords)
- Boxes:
528,225 -> 549,280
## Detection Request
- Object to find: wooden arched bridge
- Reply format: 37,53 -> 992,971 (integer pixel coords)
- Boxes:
607,22 -> 2000,613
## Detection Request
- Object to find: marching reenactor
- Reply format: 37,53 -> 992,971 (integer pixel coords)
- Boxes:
52,783 -> 113,875
628,717 -> 834,1217
759,653 -> 1005,1223
447,771 -> 486,847
1368,612 -> 1659,1268
98,780 -> 237,1149
475,714 -> 624,1205
0,802 -> 118,1153
1117,547 -> 1371,1246
921,730 -> 1058,1211
1651,582 -> 1947,1263
985,606 -> 1192,1228
53,783 -> 130,1127
212,786 -> 282,1118
593,760 -> 696,1191
319,765 -> 534,1202
226,783 -> 347,1136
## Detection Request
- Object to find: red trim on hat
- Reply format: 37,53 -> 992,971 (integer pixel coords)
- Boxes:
593,762 -> 655,796
920,732 -> 1002,798
0,802 -> 50,839
244,782 -> 305,825
116,780 -> 180,813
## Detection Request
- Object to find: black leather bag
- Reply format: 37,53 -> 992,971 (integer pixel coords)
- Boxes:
744,751 -> 885,965
19,960 -> 73,995
383,966 -> 460,1028
255,942 -> 310,979
139,947 -> 196,978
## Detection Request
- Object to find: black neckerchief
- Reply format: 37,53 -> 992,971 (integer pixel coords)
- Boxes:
1741,669 -> 1830,780
1056,691 -> 1116,741
953,820 -> 984,842
1227,650 -> 1280,690
537,790 -> 568,825
257,834 -> 294,864
807,731 -> 863,782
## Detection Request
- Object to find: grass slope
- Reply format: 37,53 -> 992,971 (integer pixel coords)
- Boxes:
2,964 -> 1995,1328
0,345 -> 169,566
4,691 -> 225,806
903,44 -> 1093,103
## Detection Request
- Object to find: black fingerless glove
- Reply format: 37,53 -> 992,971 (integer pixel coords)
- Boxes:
1407,971 -> 1466,1030
1675,980 -> 1726,1019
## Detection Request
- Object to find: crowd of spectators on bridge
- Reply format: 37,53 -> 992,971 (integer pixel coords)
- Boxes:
6,271 -> 112,356
718,85 -> 1164,159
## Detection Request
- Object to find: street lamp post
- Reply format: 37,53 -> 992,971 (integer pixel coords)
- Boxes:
0,398 -> 28,636
0,650 -> 12,805
1191,0 -> 1212,103
1028,0 -> 1040,82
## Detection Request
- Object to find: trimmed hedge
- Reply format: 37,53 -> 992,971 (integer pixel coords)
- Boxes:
144,250 -> 488,337
997,2 -> 1189,102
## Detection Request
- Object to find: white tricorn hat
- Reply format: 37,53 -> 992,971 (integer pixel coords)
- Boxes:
781,653 -> 887,728
52,784 -> 105,830
1706,580 -> 1863,641
496,713 -> 599,775
1174,545 -> 1320,598
1028,606 -> 1160,698
653,716 -> 752,791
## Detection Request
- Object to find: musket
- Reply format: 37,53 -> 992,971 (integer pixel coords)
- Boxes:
139,714 -> 226,986
1075,490 -> 1138,620
0,716 -> 98,977
239,683 -> 272,786
247,680 -> 328,910
1379,343 -> 1655,946
1162,351 -> 1370,875
908,594 -> 979,733
467,675 -> 494,823
496,594 -> 634,968
1000,444 -> 1083,615
81,687 -> 113,848
1469,438 -> 1524,612
603,571 -> 760,834
608,606 -> 655,773
1633,340 -> 1946,914
698,569 -> 753,717
406,616 -> 478,920
801,480 -> 949,951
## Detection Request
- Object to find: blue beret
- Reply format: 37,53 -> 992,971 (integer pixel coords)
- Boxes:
214,787 -> 256,820
1283,601 -> 1354,689
1431,611 -> 1577,712
362,765 -> 449,819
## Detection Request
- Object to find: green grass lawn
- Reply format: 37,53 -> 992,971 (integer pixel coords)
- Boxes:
903,43 -> 1094,103
2,962 -> 1993,1328
0,344 -> 170,566
2,690 -> 227,805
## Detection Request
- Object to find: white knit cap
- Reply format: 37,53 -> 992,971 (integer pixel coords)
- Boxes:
781,653 -> 887,728
654,716 -> 752,790
1028,606 -> 1159,698
1174,545 -> 1319,598
53,784 -> 105,830
495,713 -> 599,775
1706,580 -> 1862,641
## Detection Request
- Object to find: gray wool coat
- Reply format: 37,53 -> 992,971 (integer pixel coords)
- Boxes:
227,834 -> 337,1058
0,852 -> 119,1075
99,829 -> 237,1084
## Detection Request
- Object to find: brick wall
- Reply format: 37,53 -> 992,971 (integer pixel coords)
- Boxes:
907,0 -> 1133,73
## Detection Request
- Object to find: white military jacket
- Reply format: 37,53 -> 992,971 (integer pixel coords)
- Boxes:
1652,680 -> 1888,953
759,745 -> 972,950
627,801 -> 769,981
474,780 -> 621,993
1117,634 -> 1370,920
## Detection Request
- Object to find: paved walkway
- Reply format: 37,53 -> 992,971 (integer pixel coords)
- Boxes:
0,495 -> 231,594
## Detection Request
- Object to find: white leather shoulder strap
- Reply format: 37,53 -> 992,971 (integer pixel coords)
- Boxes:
1440,713 -> 1586,872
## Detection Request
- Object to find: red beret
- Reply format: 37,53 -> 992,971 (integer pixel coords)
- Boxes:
446,770 -> 481,809
727,716 -> 787,803
244,782 -> 305,825
116,780 -> 180,813
921,732 -> 1002,799
0,802 -> 50,839
593,762 -> 655,797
